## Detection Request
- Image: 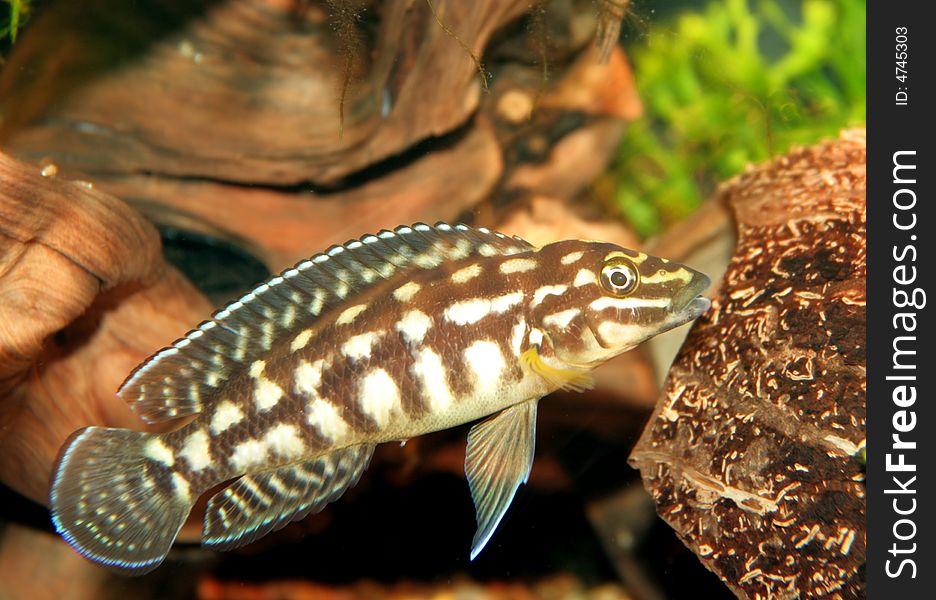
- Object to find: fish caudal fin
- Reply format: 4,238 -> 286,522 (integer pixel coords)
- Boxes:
50,427 -> 192,575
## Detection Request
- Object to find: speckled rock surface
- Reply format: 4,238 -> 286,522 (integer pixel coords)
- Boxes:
630,130 -> 866,599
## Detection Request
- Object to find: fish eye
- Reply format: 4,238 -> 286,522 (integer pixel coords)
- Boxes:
600,260 -> 639,296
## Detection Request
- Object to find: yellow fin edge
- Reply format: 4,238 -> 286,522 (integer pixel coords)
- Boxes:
521,347 -> 594,393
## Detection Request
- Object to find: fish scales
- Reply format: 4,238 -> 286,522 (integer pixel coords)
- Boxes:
49,222 -> 711,574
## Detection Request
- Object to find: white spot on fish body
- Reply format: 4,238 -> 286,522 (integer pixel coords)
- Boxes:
306,399 -> 351,442
263,424 -> 306,459
499,258 -> 538,274
336,303 -> 368,326
249,360 -> 266,379
393,281 -> 421,302
510,318 -> 527,356
291,329 -> 313,352
573,268 -> 598,287
444,292 -> 524,325
596,321 -> 644,346
589,297 -> 669,311
543,308 -> 581,330
342,331 -> 384,361
145,439 -> 175,467
411,348 -> 454,412
451,264 -> 482,284
490,291 -> 523,312
254,378 -> 284,412
561,251 -> 585,265
530,285 -> 569,307
294,359 -> 325,397
230,438 -> 268,472
396,310 -> 432,344
444,298 -> 491,325
180,429 -> 212,471
464,340 -> 505,393
359,368 -> 400,427
210,400 -> 245,435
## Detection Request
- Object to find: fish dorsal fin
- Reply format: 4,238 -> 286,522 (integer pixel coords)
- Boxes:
119,223 -> 534,424
465,399 -> 538,560
202,444 -> 375,550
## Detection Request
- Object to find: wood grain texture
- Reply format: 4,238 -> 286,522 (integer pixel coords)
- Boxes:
0,0 -> 527,186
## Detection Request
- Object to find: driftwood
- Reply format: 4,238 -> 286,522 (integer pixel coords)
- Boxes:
1,1 -> 640,269
630,130 -> 867,599
0,151 -> 213,506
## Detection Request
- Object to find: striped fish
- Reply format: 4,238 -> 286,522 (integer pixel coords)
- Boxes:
50,223 -> 710,574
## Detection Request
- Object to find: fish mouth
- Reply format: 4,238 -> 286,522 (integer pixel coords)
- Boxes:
669,271 -> 712,324
680,295 -> 711,320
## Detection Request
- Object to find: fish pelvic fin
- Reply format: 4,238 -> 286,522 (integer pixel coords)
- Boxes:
50,427 -> 193,575
465,399 -> 538,560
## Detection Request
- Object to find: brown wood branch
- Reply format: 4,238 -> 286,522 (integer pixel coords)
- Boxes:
100,117 -> 505,269
0,0 -> 531,186
0,151 -> 213,505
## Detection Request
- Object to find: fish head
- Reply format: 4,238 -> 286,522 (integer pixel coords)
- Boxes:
530,241 -> 711,367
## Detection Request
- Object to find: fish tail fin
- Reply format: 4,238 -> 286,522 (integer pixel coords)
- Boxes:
50,427 -> 192,575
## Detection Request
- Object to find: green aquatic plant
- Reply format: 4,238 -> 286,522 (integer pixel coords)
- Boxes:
1,0 -> 30,44
612,0 -> 866,237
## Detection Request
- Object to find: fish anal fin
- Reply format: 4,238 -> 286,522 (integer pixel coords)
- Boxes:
520,347 -> 594,393
202,444 -> 375,550
465,400 -> 538,560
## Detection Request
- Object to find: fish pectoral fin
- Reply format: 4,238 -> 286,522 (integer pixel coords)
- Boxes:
465,399 -> 538,560
520,347 -> 594,393
202,444 -> 375,550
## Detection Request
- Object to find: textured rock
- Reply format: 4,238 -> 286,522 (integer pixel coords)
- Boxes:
630,130 -> 866,599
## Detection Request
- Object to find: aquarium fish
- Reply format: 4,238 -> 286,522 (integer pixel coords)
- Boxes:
50,223 -> 710,574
